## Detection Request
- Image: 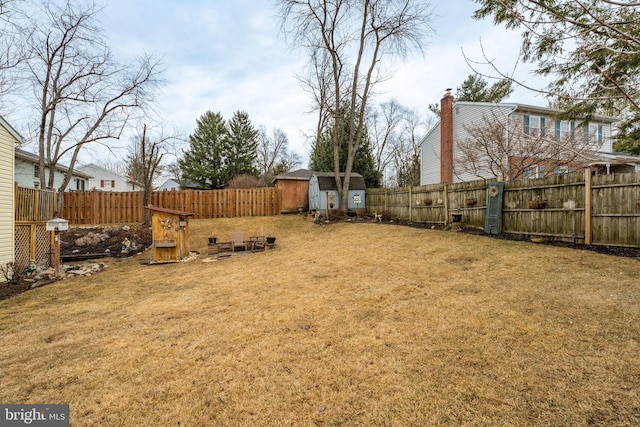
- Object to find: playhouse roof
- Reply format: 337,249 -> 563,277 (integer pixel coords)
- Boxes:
144,206 -> 194,216
313,172 -> 366,191
273,169 -> 314,182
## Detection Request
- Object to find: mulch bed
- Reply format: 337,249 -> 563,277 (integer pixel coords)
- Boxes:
388,219 -> 640,259
60,224 -> 153,259
317,213 -> 640,259
0,278 -> 57,301
1,224 -> 153,301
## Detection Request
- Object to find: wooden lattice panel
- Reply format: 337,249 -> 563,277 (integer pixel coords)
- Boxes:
14,225 -> 31,272
13,224 -> 52,273
35,225 -> 51,268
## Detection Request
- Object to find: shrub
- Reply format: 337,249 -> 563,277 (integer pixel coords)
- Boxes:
380,211 -> 393,221
227,174 -> 263,189
329,209 -> 346,221
1,262 -> 20,285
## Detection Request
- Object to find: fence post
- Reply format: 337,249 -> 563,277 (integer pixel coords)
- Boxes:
408,186 -> 413,222
30,224 -> 36,261
34,187 -> 41,219
584,168 -> 592,245
443,184 -> 449,225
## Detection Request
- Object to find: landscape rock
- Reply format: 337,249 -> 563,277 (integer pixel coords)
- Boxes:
61,262 -> 107,277
75,232 -> 110,246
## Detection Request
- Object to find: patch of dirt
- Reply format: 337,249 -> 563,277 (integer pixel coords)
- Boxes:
0,277 -> 57,301
60,224 -> 153,260
1,224 -> 153,301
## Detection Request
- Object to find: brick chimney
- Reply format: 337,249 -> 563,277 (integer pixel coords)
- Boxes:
440,89 -> 454,184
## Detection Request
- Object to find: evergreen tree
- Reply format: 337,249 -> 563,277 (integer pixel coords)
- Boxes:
456,74 -> 513,103
179,111 -> 228,189
309,134 -> 334,173
428,74 -> 513,116
614,115 -> 640,155
226,111 -> 259,179
310,118 -> 380,188
474,1 -> 639,119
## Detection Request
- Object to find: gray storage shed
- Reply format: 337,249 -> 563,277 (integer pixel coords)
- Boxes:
308,172 -> 366,213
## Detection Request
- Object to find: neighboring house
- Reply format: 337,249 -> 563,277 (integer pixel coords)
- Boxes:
15,148 -> 92,191
308,172 -> 366,212
77,163 -> 143,192
0,116 -> 20,270
157,178 -> 201,191
420,91 -> 640,185
273,169 -> 313,213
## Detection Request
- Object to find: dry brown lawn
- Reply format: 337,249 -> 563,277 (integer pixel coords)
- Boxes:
1,216 -> 639,426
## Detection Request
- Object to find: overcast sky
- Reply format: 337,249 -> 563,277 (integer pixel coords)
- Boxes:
17,0 -> 551,167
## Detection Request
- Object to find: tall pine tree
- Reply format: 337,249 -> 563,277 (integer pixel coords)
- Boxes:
226,111 -> 259,178
310,117 -> 380,188
179,111 -> 228,189
428,74 -> 513,116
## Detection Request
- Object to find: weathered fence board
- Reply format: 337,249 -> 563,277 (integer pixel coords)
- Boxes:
502,173 -> 587,239
591,173 -> 640,247
61,188 -> 281,224
14,185 -> 56,222
366,171 -> 640,248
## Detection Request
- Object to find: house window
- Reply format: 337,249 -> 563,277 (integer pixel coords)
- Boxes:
554,166 -> 576,176
33,164 -> 39,178
585,123 -> 603,146
555,120 -> 574,140
100,180 -> 105,188
523,115 -> 545,137
111,180 -> 115,188
523,165 -> 545,179
76,179 -> 85,191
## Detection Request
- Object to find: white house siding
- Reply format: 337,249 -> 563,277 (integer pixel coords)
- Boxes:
158,178 -> 180,191
510,110 -> 614,154
77,164 -> 139,192
597,123 -> 613,152
452,103 -> 512,183
419,123 -> 441,185
15,158 -> 44,188
421,100 -> 622,185
0,123 -> 16,268
14,158 -> 84,190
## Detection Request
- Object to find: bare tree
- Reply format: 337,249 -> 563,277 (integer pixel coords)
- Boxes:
126,124 -> 181,223
256,126 -> 300,185
279,0 -> 432,209
164,161 -> 185,186
367,100 -> 430,187
0,0 -> 27,107
392,107 -> 429,187
455,110 -> 597,181
298,49 -> 335,152
368,99 -> 408,185
23,1 -> 162,210
94,158 -> 127,176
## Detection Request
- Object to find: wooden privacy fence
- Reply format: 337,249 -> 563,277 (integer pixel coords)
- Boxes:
14,185 -> 57,222
14,186 -> 57,271
62,188 -> 282,224
367,171 -> 640,248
